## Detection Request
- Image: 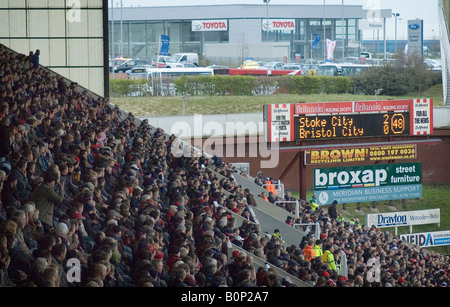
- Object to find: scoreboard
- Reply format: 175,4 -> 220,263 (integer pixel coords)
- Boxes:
265,99 -> 433,143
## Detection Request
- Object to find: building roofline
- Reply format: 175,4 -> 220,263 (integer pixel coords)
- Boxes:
109,4 -> 392,21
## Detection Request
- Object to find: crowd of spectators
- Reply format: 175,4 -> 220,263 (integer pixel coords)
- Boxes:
0,44 -> 449,288
253,170 -> 450,287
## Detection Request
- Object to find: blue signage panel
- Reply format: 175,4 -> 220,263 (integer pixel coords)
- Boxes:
316,184 -> 422,206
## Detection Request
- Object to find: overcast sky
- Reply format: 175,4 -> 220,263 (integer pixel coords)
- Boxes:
110,0 -> 440,40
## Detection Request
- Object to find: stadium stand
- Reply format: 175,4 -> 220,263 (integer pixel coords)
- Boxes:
0,43 -> 449,288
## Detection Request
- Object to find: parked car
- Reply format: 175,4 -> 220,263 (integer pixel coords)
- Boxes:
257,61 -> 267,67
177,62 -> 197,68
114,59 -> 151,73
171,53 -> 199,66
260,62 -> 285,70
151,55 -> 177,68
240,60 -> 261,69
126,64 -> 154,76
280,63 -> 304,70
424,58 -> 442,71
128,65 -> 154,79
110,57 -> 132,71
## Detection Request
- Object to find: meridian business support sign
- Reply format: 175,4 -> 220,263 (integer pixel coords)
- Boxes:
366,208 -> 440,228
314,162 -> 422,205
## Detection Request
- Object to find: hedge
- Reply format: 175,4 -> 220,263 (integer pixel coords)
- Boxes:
110,75 -> 354,97
174,75 -> 353,96
110,78 -> 149,97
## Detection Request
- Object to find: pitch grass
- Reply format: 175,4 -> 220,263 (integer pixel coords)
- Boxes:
297,186 -> 450,255
110,89 -> 443,117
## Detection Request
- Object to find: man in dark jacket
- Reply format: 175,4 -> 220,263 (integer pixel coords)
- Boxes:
30,169 -> 65,231
11,158 -> 32,201
0,116 -> 12,161
244,188 -> 257,207
328,200 -> 338,223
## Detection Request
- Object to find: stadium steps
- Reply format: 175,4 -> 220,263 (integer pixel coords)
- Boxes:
228,172 -> 307,247
226,241 -> 312,287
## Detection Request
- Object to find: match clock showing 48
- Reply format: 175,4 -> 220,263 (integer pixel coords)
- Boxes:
294,113 -> 410,141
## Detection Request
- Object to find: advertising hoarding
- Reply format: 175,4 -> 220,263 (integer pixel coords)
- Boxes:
314,163 -> 422,205
192,20 -> 228,32
305,144 -> 417,165
366,208 -> 440,228
400,230 -> 450,248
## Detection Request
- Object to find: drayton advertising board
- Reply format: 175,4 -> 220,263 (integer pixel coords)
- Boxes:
367,208 -> 440,228
314,162 -> 422,205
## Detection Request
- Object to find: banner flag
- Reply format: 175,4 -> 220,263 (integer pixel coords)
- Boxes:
159,35 -> 170,56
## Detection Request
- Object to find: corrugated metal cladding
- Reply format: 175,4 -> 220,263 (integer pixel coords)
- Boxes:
0,0 -> 108,97
109,4 -> 391,21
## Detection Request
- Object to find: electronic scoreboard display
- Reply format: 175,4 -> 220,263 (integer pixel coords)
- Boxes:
294,113 -> 410,141
265,99 -> 432,143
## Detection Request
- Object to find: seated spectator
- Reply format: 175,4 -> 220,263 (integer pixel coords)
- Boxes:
29,169 -> 65,231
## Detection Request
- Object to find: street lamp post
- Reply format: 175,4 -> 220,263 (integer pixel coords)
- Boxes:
120,0 -> 123,56
393,12 -> 400,53
323,0 -> 326,61
111,0 -> 115,79
342,0 -> 345,60
264,0 -> 270,41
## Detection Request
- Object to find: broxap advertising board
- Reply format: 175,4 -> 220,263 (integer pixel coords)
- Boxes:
314,162 -> 422,205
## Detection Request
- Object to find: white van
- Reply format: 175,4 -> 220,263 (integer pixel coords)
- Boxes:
171,53 -> 199,66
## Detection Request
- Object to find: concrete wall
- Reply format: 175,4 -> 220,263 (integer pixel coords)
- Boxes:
141,106 -> 450,139
141,106 -> 450,193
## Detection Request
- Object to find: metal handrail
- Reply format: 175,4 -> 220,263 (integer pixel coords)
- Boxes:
274,201 -> 300,217
293,222 -> 321,241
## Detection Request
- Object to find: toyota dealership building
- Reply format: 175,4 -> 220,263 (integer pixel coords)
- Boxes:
109,4 -> 392,65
